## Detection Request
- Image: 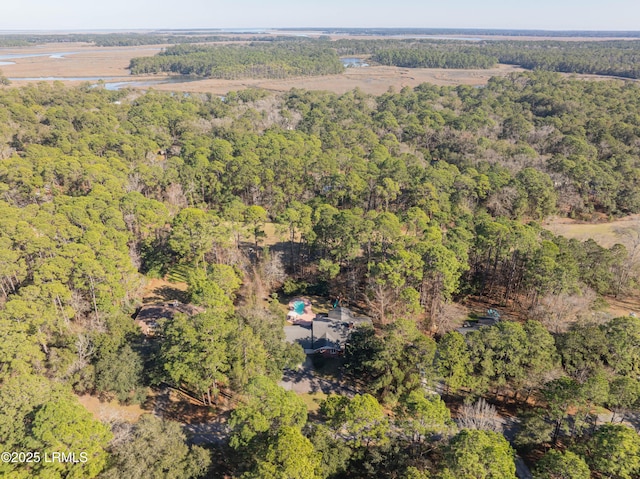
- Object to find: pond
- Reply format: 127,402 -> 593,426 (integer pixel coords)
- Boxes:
341,57 -> 369,67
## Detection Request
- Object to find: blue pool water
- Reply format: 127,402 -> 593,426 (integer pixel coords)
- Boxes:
293,301 -> 305,315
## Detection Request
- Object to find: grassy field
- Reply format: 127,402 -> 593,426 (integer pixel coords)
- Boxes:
142,276 -> 188,304
544,214 -> 640,249
0,41 -> 523,94
4,40 -> 636,95
298,391 -> 328,413
545,215 -> 640,317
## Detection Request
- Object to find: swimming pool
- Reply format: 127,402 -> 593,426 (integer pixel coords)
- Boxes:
293,301 -> 305,315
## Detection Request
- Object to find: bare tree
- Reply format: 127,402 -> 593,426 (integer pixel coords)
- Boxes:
163,183 -> 188,211
126,173 -> 144,193
364,280 -> 395,325
69,290 -> 91,322
128,244 -> 142,271
486,186 -> 519,218
260,250 -> 286,291
530,288 -> 596,333
435,302 -> 468,334
69,334 -> 95,376
457,398 -> 502,433
108,420 -> 134,449
613,225 -> 640,297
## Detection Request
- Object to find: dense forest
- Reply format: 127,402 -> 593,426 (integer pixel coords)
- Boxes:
332,38 -> 640,78
368,40 -> 640,78
0,71 -> 639,478
128,43 -> 345,78
128,37 -> 640,79
484,40 -> 640,79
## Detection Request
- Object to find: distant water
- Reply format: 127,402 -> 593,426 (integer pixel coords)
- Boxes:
7,75 -> 202,91
390,35 -> 483,41
104,77 -> 203,90
219,28 -> 268,34
0,48 -> 159,62
341,57 -> 369,67
0,61 -> 15,66
0,51 -> 79,61
9,76 -> 122,81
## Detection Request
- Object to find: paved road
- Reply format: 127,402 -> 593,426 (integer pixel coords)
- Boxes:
279,357 -> 357,396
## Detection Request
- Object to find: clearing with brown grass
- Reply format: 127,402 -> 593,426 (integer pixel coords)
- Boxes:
544,214 -> 640,249
2,42 -> 526,94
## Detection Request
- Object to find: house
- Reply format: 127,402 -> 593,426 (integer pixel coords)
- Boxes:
134,301 -> 202,335
456,309 -> 501,334
284,306 -> 372,357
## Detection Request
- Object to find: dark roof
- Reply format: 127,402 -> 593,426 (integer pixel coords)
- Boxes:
327,307 -> 372,325
283,309 -> 372,353
312,318 -> 349,350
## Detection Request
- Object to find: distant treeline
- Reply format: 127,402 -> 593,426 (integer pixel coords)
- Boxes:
0,33 -> 265,47
280,27 -> 640,38
371,46 -> 496,69
332,38 -> 640,78
128,43 -> 344,79
5,31 -> 640,78
486,40 -> 640,79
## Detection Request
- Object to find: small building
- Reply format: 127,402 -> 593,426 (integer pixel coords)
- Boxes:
284,306 -> 372,357
134,301 -> 202,335
456,312 -> 501,335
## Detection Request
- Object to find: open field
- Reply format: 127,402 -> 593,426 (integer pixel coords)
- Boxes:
142,277 -> 188,304
0,42 -> 160,78
1,42 -> 527,93
544,214 -> 640,249
3,41 -> 637,95
545,215 -> 640,317
151,64 -> 526,95
298,391 -> 329,413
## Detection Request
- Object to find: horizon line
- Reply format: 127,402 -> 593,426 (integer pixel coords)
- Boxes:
1,27 -> 640,34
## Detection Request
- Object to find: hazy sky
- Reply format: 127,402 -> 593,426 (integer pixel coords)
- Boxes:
1,0 -> 639,31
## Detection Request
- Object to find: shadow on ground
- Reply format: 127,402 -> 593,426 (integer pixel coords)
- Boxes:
145,285 -> 190,303
280,357 -> 356,396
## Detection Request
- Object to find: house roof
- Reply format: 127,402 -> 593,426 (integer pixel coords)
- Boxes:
284,325 -> 313,350
312,317 -> 349,350
327,307 -> 372,325
327,307 -> 352,322
283,307 -> 372,353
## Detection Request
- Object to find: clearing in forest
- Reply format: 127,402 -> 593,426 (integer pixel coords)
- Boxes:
141,277 -> 188,304
76,394 -> 148,423
545,215 -> 640,316
544,214 -> 640,249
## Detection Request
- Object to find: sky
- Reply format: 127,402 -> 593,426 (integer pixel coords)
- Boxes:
1,0 -> 639,32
